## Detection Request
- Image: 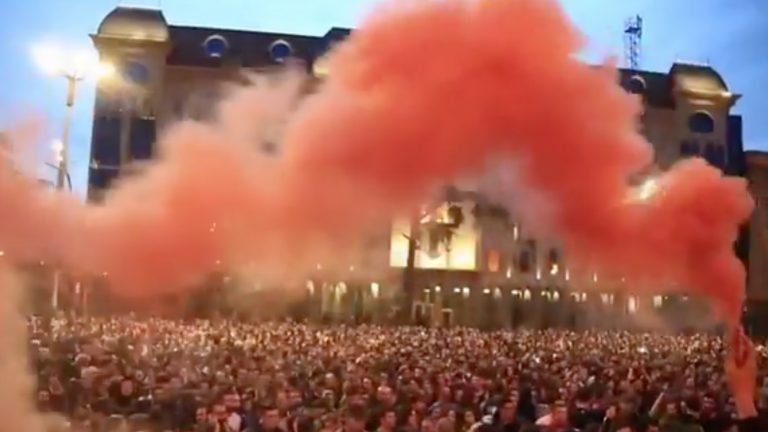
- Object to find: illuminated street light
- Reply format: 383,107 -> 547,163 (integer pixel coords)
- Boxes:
52,139 -> 64,163
33,43 -> 114,311
32,43 -> 114,191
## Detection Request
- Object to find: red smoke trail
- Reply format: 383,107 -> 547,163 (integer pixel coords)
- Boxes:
0,0 -> 753,322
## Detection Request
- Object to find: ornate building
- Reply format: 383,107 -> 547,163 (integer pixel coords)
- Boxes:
88,6 -> 750,328
744,151 -> 768,335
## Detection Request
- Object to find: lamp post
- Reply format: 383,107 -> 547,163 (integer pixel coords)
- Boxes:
32,44 -> 113,311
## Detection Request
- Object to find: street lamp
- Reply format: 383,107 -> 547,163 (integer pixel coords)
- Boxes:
32,43 -> 114,190
32,43 -> 113,312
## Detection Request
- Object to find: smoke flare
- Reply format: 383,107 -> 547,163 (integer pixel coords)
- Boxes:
0,0 -> 753,322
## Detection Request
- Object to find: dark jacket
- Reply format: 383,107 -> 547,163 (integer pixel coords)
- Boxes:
737,416 -> 762,432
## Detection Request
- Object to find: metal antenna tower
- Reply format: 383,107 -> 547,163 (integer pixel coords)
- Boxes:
624,15 -> 643,70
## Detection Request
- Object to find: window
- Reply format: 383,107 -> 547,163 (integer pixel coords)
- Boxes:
627,75 -> 646,94
518,251 -> 531,273
130,118 -> 155,160
680,139 -> 701,157
548,249 -> 560,275
203,35 -> 229,58
704,143 -> 726,168
600,293 -> 614,305
487,249 -> 500,272
628,296 -> 639,314
653,295 -> 663,308
269,39 -> 293,62
688,112 -> 715,134
122,61 -> 150,85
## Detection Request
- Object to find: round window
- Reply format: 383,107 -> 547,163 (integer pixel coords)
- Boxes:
123,61 -> 149,85
204,35 -> 229,58
269,39 -> 293,62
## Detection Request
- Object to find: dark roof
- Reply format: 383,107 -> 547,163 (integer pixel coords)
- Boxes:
615,62 -> 732,108
618,68 -> 675,108
166,25 -> 352,68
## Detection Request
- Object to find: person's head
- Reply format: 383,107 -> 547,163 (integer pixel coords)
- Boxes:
276,390 -> 289,411
261,405 -> 282,430
421,418 -> 436,432
212,403 -> 228,423
377,385 -> 395,406
406,409 -> 419,427
664,401 -> 678,416
195,406 -> 208,424
120,379 -> 134,397
446,409 -> 457,424
462,410 -> 476,426
288,388 -> 302,408
499,394 -> 519,423
619,397 -> 636,416
436,417 -> 453,432
379,409 -> 397,431
345,409 -> 367,432
550,401 -> 568,427
224,391 -> 241,411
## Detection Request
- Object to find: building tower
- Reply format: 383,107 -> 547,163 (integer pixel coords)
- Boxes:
88,6 -> 171,201
624,15 -> 643,71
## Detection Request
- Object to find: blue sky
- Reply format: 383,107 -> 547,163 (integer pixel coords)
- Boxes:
0,0 -> 766,195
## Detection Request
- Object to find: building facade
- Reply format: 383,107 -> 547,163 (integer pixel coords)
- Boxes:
88,6 -> 751,329
744,151 -> 768,335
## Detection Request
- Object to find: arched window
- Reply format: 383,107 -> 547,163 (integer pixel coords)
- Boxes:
688,112 -> 715,134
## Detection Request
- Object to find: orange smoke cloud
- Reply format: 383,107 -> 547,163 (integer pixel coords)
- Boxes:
0,0 -> 753,322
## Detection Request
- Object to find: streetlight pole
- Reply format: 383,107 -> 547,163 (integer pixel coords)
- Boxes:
55,76 -> 80,190
32,43 -> 113,313
51,76 -> 83,312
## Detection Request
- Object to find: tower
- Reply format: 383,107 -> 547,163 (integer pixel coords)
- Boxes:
88,6 -> 171,201
624,15 -> 643,70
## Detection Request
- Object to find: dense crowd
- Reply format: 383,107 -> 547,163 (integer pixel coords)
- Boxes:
28,317 -> 767,432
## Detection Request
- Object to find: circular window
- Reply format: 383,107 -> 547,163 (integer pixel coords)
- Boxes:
203,35 -> 229,58
123,61 -> 149,85
269,39 -> 293,62
688,111 -> 715,134
627,75 -> 646,94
